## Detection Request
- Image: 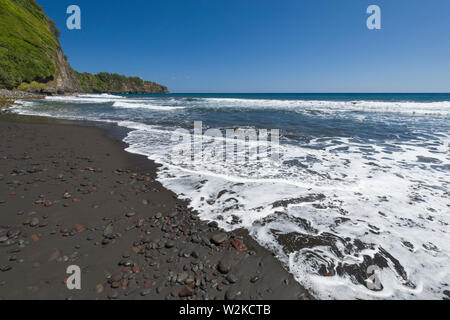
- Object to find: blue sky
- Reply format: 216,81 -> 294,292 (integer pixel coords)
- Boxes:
38,0 -> 450,93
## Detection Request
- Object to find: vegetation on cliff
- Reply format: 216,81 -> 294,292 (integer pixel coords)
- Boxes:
0,0 -> 59,89
75,72 -> 168,94
0,0 -> 168,93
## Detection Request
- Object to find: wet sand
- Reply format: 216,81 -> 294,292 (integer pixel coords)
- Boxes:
0,114 -> 313,300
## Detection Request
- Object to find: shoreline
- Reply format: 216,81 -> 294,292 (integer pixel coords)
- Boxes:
0,113 -> 313,300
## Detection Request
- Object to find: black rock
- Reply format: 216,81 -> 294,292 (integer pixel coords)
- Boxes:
218,260 -> 231,274
165,240 -> 175,248
208,221 -> 219,228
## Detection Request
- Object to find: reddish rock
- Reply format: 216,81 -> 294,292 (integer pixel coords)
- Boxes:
42,200 -> 52,207
185,278 -> 195,287
73,224 -> 85,233
31,234 -> 39,242
231,238 -> 248,252
126,212 -> 136,217
179,285 -> 195,297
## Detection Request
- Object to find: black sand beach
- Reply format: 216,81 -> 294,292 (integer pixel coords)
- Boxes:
0,114 -> 312,300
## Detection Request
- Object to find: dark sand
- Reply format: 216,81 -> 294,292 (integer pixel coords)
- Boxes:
0,114 -> 313,300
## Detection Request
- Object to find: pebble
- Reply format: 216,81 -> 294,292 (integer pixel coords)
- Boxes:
218,260 -> 231,274
165,240 -> 175,248
208,221 -> 219,228
30,217 -> 39,227
140,288 -> 151,296
211,233 -> 227,245
168,212 -> 176,218
73,224 -> 85,233
226,274 -> 238,284
231,238 -> 248,252
0,265 -> 12,272
95,284 -> 104,294
103,224 -> 114,236
250,275 -> 261,283
179,285 -> 195,297
177,272 -> 188,283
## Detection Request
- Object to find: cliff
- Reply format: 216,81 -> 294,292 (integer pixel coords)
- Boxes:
0,0 -> 167,94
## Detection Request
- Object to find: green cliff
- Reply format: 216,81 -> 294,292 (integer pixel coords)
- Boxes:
0,0 -> 168,94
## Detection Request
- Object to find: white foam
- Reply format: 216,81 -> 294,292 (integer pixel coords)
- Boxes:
200,98 -> 450,115
112,101 -> 184,110
44,93 -> 132,104
78,93 -> 125,99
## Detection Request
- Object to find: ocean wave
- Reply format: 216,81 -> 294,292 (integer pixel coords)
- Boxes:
45,95 -> 126,104
198,98 -> 450,115
112,101 -> 185,110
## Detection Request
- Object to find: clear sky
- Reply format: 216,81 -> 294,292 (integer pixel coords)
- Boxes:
38,0 -> 450,93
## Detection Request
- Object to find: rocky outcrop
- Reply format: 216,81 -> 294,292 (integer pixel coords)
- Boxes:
47,46 -> 80,94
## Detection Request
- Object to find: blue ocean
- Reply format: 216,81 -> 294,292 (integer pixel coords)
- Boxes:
13,93 -> 450,299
